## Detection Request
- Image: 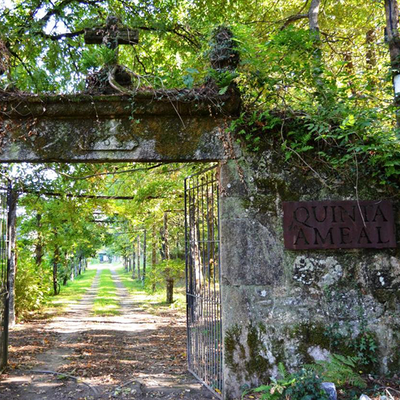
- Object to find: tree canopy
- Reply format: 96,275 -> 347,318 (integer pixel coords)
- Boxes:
1,0 -> 399,187
0,0 -> 390,94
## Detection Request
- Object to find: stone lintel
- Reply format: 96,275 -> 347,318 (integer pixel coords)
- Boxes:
0,91 -> 239,163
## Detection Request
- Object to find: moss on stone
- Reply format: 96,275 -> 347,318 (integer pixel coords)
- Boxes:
289,322 -> 331,364
224,324 -> 244,377
225,323 -> 272,382
370,288 -> 396,303
387,325 -> 400,372
244,324 -> 271,381
288,321 -> 382,374
255,177 -> 301,202
270,337 -> 285,365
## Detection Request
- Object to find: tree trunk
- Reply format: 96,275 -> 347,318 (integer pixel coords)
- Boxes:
344,52 -> 356,96
152,225 -> 157,292
152,224 -> 157,266
166,278 -> 174,304
7,188 -> 18,327
132,247 -> 136,279
143,229 -> 147,282
163,212 -> 174,304
124,255 -> 128,271
366,29 -> 376,69
308,0 -> 321,35
137,235 -> 141,281
63,267 -> 68,286
34,213 -> 44,270
308,0 -> 324,96
71,258 -> 75,280
163,213 -> 170,260
384,0 -> 400,124
53,246 -> 60,295
78,256 -> 82,275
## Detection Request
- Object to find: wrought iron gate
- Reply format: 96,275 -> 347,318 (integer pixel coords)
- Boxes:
0,185 -> 10,371
185,166 -> 223,398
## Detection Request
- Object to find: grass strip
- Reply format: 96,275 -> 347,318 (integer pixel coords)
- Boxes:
92,269 -> 121,316
49,268 -> 97,312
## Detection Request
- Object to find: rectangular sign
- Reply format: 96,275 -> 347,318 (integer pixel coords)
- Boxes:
283,200 -> 396,250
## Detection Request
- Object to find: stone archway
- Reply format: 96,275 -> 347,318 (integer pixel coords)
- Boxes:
0,88 -> 242,399
3,71 -> 399,400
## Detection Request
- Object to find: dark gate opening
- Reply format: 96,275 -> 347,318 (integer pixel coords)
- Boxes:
185,166 -> 222,398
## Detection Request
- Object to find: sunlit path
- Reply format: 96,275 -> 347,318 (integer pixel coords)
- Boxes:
0,265 -> 216,400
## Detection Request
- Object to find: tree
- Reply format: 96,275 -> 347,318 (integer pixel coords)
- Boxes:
384,0 -> 400,124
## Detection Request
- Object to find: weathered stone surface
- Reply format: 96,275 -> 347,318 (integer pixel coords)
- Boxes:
0,92 -> 239,162
219,147 -> 400,399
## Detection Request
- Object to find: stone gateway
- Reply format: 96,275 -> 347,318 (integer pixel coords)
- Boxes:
0,81 -> 399,400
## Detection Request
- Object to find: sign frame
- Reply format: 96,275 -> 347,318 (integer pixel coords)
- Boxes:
283,200 -> 397,250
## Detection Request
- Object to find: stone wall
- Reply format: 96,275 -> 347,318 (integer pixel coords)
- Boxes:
219,145 -> 400,399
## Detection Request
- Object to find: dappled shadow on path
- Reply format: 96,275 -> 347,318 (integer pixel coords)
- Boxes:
0,268 -> 216,399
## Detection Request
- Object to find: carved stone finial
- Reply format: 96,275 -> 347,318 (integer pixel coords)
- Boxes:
209,26 -> 240,71
106,15 -> 120,28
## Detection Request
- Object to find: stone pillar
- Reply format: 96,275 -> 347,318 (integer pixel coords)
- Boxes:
219,151 -> 400,400
219,160 -> 284,399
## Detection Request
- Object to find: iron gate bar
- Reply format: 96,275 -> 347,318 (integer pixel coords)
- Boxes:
185,166 -> 222,399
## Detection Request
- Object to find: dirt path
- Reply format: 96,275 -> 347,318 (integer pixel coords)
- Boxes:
0,267 -> 217,400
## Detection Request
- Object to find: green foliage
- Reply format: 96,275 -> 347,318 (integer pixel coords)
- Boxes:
250,364 -> 329,400
117,267 -> 186,311
145,259 -> 185,291
350,331 -> 378,369
208,68 -> 239,94
0,0 -> 398,183
248,356 -> 367,400
229,22 -> 400,187
323,320 -> 378,372
284,370 -> 329,400
15,248 -> 50,318
306,354 -> 367,389
182,68 -> 199,88
81,47 -> 118,70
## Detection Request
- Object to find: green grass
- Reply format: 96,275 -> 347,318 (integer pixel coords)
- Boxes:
48,268 -> 97,311
92,269 -> 121,316
116,267 -> 186,314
